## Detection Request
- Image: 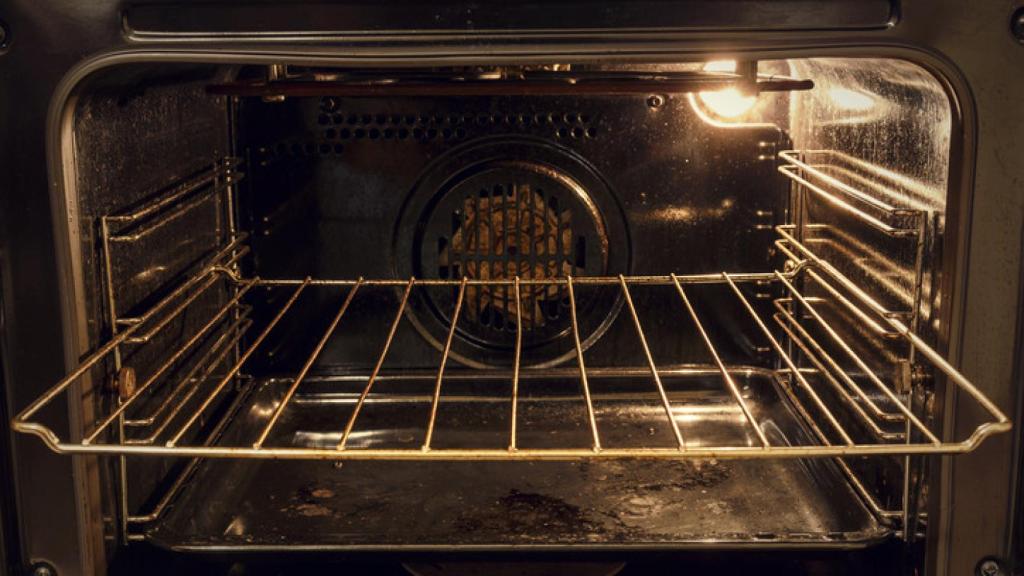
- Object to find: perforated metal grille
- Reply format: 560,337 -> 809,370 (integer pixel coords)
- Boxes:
418,162 -> 606,348
438,183 -> 584,333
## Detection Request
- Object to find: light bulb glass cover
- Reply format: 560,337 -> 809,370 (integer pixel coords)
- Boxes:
698,60 -> 758,119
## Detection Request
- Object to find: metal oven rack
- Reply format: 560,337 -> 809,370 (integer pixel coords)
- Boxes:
12,246 -> 1010,462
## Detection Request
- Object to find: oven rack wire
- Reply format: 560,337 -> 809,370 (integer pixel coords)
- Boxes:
12,234 -> 1011,462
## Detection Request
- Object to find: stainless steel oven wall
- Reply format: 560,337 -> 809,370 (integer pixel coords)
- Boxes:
785,57 -> 954,527
67,64 -> 233,548
787,58 -> 949,338
1,2 -> 1023,576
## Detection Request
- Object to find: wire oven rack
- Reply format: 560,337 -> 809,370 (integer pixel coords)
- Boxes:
12,248 -> 1011,462
11,151 -> 1012,462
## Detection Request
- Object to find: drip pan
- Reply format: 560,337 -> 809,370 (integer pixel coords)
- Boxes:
146,371 -> 889,553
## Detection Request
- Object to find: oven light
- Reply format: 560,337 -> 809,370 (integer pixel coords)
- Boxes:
698,88 -> 757,118
698,60 -> 757,119
827,87 -> 876,111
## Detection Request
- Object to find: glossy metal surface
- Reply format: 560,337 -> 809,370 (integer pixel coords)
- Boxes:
673,275 -> 770,448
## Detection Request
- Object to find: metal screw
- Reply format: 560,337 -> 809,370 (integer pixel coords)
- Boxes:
1013,7 -> 1024,42
31,563 -> 56,576
977,558 -> 1005,576
646,94 -> 666,108
114,366 -> 137,401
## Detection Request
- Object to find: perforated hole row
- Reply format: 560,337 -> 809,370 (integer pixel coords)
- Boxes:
316,98 -> 599,142
258,141 -> 346,158
323,125 -> 468,142
255,106 -> 599,162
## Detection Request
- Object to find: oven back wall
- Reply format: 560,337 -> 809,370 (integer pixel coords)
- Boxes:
239,94 -> 788,373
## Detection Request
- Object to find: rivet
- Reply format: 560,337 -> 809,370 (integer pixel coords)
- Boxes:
977,558 -> 1006,576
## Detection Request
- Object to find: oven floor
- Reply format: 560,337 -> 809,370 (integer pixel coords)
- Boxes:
147,370 -> 890,552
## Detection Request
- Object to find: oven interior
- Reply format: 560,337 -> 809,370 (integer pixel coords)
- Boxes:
24,55 -> 1006,572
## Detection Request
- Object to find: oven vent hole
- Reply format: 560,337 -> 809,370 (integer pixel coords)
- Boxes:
263,140 -> 344,159
437,184 -> 585,333
317,99 -> 598,144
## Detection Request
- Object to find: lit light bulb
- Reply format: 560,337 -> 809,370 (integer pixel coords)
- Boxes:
698,60 -> 757,119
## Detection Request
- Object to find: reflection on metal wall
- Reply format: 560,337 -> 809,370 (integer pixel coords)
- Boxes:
788,58 -> 950,213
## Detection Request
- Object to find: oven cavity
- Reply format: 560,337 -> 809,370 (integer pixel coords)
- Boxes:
15,60 -> 1011,562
